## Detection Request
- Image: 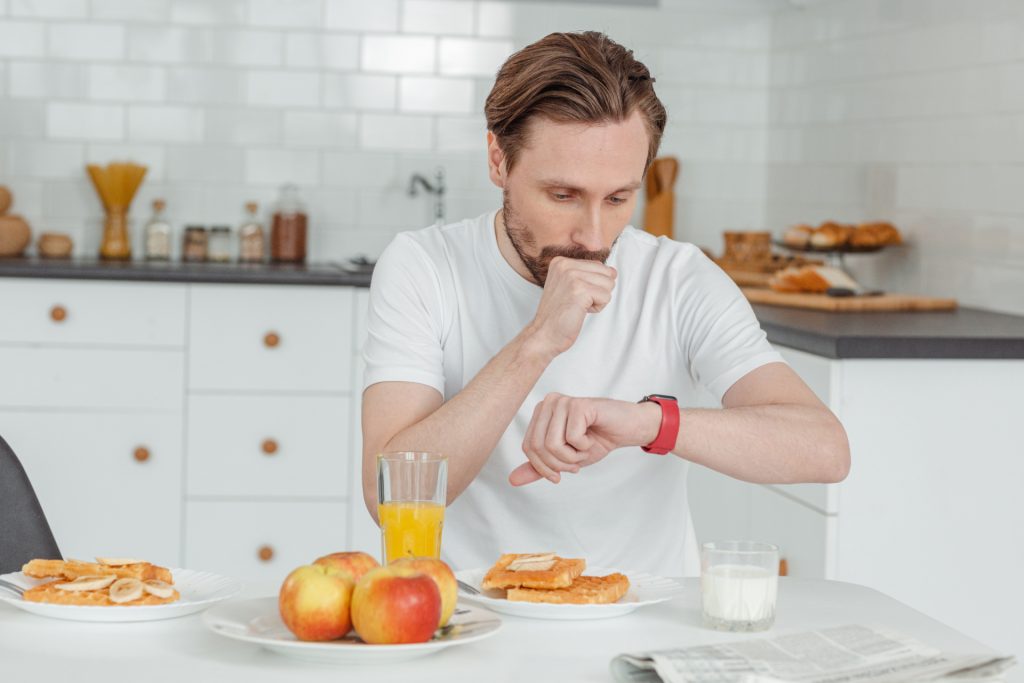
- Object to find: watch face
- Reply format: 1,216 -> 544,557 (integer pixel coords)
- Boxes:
646,394 -> 677,402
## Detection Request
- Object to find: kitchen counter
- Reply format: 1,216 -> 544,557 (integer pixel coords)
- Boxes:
0,256 -> 374,287
753,304 -> 1024,359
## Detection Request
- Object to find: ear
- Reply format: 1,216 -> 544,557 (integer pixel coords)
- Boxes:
486,131 -> 507,189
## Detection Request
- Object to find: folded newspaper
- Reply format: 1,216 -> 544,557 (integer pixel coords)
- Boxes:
610,625 -> 1016,683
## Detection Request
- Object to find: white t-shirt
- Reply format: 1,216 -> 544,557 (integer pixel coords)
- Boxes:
363,209 -> 782,575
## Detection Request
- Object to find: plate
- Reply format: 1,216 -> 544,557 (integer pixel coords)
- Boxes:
772,239 -> 887,254
203,597 -> 501,664
0,569 -> 242,623
455,566 -> 686,620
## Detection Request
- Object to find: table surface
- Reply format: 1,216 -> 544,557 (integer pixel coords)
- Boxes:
0,578 -> 1016,682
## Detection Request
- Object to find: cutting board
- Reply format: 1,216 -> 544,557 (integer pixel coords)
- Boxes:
742,288 -> 958,312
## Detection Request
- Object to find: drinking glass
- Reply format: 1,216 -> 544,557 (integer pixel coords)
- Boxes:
377,452 -> 447,564
701,540 -> 779,632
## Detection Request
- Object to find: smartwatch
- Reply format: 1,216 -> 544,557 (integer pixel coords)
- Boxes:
638,394 -> 679,455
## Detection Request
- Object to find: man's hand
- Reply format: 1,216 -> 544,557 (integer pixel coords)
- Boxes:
526,257 -> 616,358
509,394 -> 661,486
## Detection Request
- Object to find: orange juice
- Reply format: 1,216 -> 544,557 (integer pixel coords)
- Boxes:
378,501 -> 445,563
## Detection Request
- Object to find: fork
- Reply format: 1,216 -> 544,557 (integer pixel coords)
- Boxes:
456,579 -> 480,595
0,579 -> 25,597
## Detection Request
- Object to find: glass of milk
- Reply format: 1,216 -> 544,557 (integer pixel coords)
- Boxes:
701,540 -> 779,632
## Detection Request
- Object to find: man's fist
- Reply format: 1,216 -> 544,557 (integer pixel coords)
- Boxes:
526,257 -> 616,358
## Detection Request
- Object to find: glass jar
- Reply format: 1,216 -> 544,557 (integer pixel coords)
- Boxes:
182,225 -> 208,262
270,184 -> 307,264
238,201 -> 265,263
143,199 -> 172,261
208,225 -> 232,263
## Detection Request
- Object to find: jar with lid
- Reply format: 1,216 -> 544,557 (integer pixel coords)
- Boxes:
143,199 -> 172,261
238,201 -> 265,263
270,184 -> 307,264
182,225 -> 208,262
208,225 -> 232,263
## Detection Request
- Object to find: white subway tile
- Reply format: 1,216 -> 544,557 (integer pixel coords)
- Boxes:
244,148 -> 320,186
0,20 -> 45,57
47,103 -> 124,141
128,104 -> 204,142
284,111 -> 358,148
285,32 -> 358,69
7,140 -> 85,179
0,63 -> 5,97
476,2 -> 513,38
322,151 -> 397,188
399,76 -> 473,114
205,108 -> 282,145
436,116 -> 486,151
170,0 -> 245,25
246,70 -> 320,107
166,67 -> 246,105
128,26 -> 213,63
165,146 -> 245,182
211,29 -> 283,67
42,180 -> 96,220
86,144 -> 166,182
0,181 -> 45,219
362,35 -> 435,73
10,0 -> 85,18
1,100 -> 46,138
324,73 -> 396,110
325,0 -> 397,32
248,0 -> 322,28
8,61 -> 87,98
360,113 -> 433,150
356,187 -> 430,228
302,188 -> 357,227
88,65 -> 166,103
402,1 -> 473,35
439,37 -> 512,77
91,0 -> 169,21
47,22 -> 124,60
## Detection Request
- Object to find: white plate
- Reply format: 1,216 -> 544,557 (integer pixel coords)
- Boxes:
0,569 -> 242,622
203,597 -> 502,664
455,566 -> 686,620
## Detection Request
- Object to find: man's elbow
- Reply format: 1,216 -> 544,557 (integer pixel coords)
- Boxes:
820,418 -> 851,483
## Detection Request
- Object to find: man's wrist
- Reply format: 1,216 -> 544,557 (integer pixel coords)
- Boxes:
636,401 -> 663,447
519,323 -> 561,365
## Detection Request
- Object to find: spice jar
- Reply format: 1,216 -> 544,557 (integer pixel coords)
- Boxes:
143,199 -> 172,261
270,184 -> 307,264
208,225 -> 232,262
183,225 -> 208,262
238,201 -> 265,263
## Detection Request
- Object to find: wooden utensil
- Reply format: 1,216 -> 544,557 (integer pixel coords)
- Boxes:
742,287 -> 957,312
643,156 -> 678,239
86,162 -> 148,261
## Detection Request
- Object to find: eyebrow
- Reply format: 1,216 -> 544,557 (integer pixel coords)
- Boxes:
539,179 -> 643,194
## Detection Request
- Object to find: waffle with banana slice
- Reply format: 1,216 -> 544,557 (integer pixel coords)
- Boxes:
20,557 -> 179,606
482,553 -> 630,604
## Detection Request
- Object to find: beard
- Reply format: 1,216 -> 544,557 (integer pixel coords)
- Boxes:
502,190 -> 611,287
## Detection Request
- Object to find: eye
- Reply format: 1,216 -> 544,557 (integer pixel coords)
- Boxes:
551,192 -> 572,201
608,196 -> 627,205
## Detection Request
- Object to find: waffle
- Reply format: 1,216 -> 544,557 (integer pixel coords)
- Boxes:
482,553 -> 586,590
507,573 -> 630,605
22,559 -> 173,584
22,579 -> 180,607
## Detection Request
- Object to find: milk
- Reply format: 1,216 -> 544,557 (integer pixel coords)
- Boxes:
701,563 -> 778,629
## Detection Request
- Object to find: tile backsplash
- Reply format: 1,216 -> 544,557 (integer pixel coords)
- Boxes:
1,0 -> 1022,315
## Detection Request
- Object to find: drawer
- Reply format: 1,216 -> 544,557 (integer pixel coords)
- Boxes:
188,284 -> 353,392
353,287 -> 369,358
187,394 -> 350,497
0,347 -> 183,410
4,411 -> 184,567
185,501 -> 349,594
0,278 -> 186,346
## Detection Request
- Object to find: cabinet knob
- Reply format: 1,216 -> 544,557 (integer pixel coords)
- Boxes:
133,446 -> 150,463
50,305 -> 67,323
779,558 -> 788,577
258,545 -> 275,562
261,438 -> 278,455
263,331 -> 280,348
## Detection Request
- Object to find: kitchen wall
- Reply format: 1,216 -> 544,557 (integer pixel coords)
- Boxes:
765,0 -> 1024,315
0,0 -> 782,261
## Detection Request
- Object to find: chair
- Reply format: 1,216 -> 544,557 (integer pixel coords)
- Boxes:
0,435 -> 61,574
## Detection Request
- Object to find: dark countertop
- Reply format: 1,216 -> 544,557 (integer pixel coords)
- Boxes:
754,304 -> 1024,359
0,257 -> 374,287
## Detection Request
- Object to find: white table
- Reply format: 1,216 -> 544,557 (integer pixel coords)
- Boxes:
0,579 -> 1016,682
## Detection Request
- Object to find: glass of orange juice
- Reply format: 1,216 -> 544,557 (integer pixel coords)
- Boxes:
377,452 -> 447,564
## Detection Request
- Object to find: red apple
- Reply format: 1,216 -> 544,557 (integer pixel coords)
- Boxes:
313,551 -> 379,583
390,557 -> 458,627
278,564 -> 355,642
351,566 -> 441,644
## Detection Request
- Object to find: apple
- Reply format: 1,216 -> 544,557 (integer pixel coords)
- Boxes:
313,551 -> 379,583
389,557 -> 458,627
278,564 -> 355,642
351,566 -> 441,644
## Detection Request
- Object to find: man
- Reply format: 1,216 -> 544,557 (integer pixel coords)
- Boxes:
362,32 -> 849,575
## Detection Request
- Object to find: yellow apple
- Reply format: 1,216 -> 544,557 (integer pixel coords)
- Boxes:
313,551 -> 379,583
278,564 -> 354,641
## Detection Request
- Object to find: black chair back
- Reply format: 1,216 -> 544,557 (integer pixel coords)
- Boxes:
0,435 -> 62,574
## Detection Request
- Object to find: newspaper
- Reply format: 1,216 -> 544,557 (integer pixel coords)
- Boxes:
610,624 -> 1017,683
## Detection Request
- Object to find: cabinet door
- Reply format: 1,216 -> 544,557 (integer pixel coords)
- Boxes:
748,486 -> 833,579
3,411 -> 184,567
188,284 -> 352,392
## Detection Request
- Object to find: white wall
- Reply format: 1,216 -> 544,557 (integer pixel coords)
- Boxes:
0,0 -> 782,261
765,0 -> 1024,315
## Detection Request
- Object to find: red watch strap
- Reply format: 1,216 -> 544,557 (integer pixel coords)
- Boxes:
641,395 -> 679,455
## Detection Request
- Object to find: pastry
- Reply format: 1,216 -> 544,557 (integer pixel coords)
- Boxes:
809,222 -> 853,249
23,578 -> 179,606
506,573 -> 631,605
769,265 -> 860,293
782,224 -> 814,249
482,553 -> 586,590
21,558 -> 174,586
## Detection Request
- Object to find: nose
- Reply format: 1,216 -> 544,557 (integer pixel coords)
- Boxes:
573,201 -> 605,252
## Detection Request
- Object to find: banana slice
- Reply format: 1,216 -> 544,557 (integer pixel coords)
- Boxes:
142,580 -> 174,599
108,578 -> 144,603
55,575 -> 117,592
96,557 -> 145,566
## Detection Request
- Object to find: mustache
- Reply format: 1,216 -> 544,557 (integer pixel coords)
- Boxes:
538,244 -> 610,263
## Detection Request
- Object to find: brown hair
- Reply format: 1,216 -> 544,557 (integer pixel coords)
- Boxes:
485,31 -> 667,173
